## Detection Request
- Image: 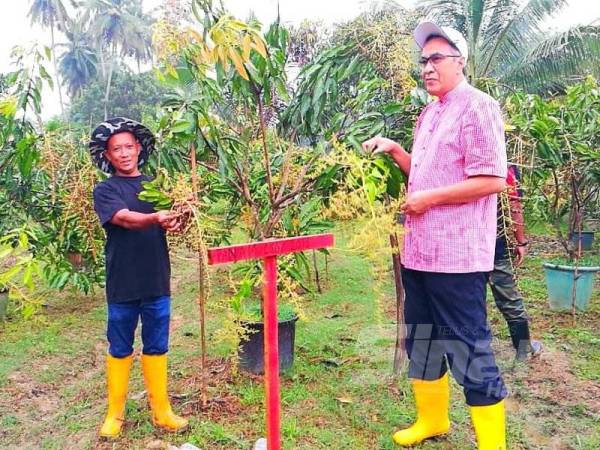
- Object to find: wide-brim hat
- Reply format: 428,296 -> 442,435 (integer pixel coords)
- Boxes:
89,117 -> 155,173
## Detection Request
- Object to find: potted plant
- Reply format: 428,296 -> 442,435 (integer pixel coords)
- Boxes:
219,196 -> 332,375
508,78 -> 600,311
230,277 -> 300,374
542,148 -> 599,311
569,230 -> 595,251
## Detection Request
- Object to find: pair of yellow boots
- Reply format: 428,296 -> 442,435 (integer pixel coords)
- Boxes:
100,353 -> 188,437
393,373 -> 506,449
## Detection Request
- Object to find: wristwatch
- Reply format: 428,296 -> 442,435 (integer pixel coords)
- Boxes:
516,241 -> 529,247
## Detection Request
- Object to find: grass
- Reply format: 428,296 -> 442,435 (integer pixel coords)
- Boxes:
0,225 -> 599,449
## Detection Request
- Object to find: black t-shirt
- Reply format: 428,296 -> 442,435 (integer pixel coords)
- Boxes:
93,175 -> 170,303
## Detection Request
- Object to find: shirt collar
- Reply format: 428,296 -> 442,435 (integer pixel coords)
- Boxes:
438,79 -> 468,104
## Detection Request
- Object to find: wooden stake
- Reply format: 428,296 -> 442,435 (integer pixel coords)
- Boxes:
389,231 -> 405,374
312,249 -> 322,294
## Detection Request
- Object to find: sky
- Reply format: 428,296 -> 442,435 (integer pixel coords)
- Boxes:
1,0 -> 599,120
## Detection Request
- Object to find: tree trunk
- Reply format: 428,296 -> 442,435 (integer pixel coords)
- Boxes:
98,45 -> 106,80
50,23 -> 66,119
191,142 -> 208,407
103,49 -> 115,120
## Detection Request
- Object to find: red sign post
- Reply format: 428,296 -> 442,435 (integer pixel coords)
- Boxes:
207,233 -> 334,450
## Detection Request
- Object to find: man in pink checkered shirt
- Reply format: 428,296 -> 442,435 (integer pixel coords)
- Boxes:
363,22 -> 508,449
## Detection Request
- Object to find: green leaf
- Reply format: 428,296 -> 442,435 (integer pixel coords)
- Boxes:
0,265 -> 21,284
54,271 -> 71,290
22,304 -> 36,319
383,103 -> 403,115
0,244 -> 13,260
171,120 -> 193,133
18,232 -> 28,249
312,76 -> 326,106
274,78 -> 290,102
22,265 -> 33,290
346,135 -> 362,152
39,66 -> 53,87
341,55 -> 361,80
0,96 -> 17,117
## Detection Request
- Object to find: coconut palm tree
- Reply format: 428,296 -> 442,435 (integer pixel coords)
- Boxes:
121,0 -> 154,73
418,0 -> 600,94
81,0 -> 153,118
28,0 -> 72,118
58,18 -> 98,98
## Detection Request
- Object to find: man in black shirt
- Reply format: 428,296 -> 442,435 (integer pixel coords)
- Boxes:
90,117 -> 187,437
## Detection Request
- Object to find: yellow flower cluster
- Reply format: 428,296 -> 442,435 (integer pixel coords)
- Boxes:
322,139 -> 405,321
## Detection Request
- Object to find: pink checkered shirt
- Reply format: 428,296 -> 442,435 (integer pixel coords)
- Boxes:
402,80 -> 507,273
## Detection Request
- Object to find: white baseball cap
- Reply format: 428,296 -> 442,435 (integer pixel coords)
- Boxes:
413,21 -> 469,63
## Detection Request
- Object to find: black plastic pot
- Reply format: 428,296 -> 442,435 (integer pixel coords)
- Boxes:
238,316 -> 298,375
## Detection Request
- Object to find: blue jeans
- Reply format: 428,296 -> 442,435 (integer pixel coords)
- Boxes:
107,295 -> 171,358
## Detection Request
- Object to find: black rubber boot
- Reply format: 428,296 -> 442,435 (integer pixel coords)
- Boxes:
507,319 -> 542,361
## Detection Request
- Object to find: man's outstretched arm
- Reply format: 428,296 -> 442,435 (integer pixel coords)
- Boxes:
111,209 -> 180,232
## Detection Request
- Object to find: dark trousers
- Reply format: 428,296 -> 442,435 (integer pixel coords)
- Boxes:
402,268 -> 507,406
106,295 -> 171,358
489,256 -> 529,322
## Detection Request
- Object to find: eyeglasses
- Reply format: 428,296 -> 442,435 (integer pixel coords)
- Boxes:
419,53 -> 461,68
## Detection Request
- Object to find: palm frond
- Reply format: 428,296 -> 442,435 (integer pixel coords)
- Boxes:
480,0 -> 568,77
500,25 -> 600,94
28,0 -> 70,29
418,0 -> 469,31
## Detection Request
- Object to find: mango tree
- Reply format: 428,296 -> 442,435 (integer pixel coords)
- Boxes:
149,2 -> 339,400
1,45 -> 105,319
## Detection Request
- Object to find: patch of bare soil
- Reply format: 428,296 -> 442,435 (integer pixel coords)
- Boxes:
521,349 -> 600,413
43,291 -> 105,318
501,346 -> 600,449
533,308 -> 600,334
0,369 -> 62,444
493,340 -> 600,416
0,341 -> 106,448
178,357 -> 244,421
170,313 -> 185,334
1,369 -> 61,414
528,234 -> 566,258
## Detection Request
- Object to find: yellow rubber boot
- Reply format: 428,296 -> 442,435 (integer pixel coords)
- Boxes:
141,354 -> 188,432
469,400 -> 506,450
100,354 -> 133,438
392,373 -> 450,446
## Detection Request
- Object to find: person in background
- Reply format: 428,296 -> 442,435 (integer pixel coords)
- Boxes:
90,117 -> 188,438
491,164 -> 542,360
